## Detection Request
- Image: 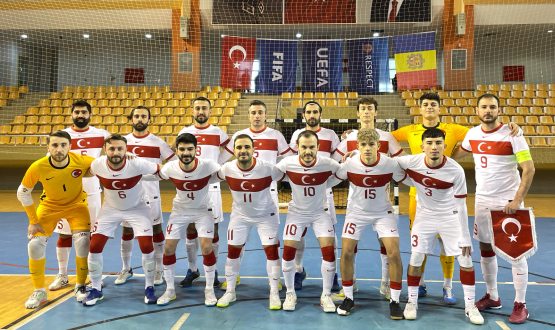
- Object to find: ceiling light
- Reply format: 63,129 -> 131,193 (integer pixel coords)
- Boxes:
21,34 -> 28,39
221,34 -> 225,38
83,34 -> 89,38
373,32 -> 380,37
296,33 -> 302,38
548,30 -> 553,33
145,34 -> 152,39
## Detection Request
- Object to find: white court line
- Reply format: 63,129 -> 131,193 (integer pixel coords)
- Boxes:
496,320 -> 512,330
170,313 -> 190,330
11,275 -> 108,330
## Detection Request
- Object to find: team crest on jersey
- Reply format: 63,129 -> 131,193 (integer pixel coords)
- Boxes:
406,53 -> 424,70
71,169 -> 83,178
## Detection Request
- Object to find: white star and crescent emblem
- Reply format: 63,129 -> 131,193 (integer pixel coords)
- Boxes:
422,177 -> 432,187
112,181 -> 122,189
77,139 -> 87,148
301,175 -> 311,184
502,217 -> 522,242
240,181 -> 250,190
362,177 -> 373,187
183,182 -> 193,190
229,45 -> 247,69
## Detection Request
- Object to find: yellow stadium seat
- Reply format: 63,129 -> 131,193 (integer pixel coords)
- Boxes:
95,93 -> 106,100
506,99 -> 519,107
292,99 -> 303,108
437,92 -> 449,99
455,116 -> 469,126
474,90 -> 485,98
62,86 -> 73,93
0,125 -> 10,134
469,116 -> 481,126
128,92 -> 139,100
167,100 -> 180,108
118,100 -> 131,108
512,84 -> 523,91
83,92 -> 95,99
38,99 -> 51,107
511,91 -> 523,99
115,117 -> 127,127
25,107 -> 39,116
498,116 -> 510,124
523,91 -> 535,99
50,92 -> 61,99
461,107 -> 474,116
167,117 -> 180,126
313,92 -> 324,99
180,117 -> 193,126
498,91 -> 510,99
208,117 -> 219,126
522,126 -> 535,136
219,117 -> 231,126
213,100 -> 225,108
211,86 -> 222,93
0,99 -> 6,107
525,116 -> 540,126
532,137 -> 547,147
503,107 -> 517,116
547,98 -> 555,106
105,125 -> 118,134
441,116 -> 454,124
115,86 -> 126,93
138,86 -> 149,93
108,100 -> 120,108
530,107 -> 543,116
511,116 -> 525,126
22,136 -> 39,145
535,84 -> 547,91
536,126 -> 551,136
533,98 -> 546,107
63,116 -> 73,125
38,125 -> 52,135
172,92 -> 184,100
461,91 -> 474,99
51,116 -> 64,125
455,99 -> 467,107
151,92 -> 162,100
516,107 -> 530,115
60,100 -> 73,107
336,92 -> 346,99
131,100 -> 143,107
325,92 -> 336,99
348,92 -> 358,99
49,100 -> 61,108
548,137 -> 555,147
0,92 -> 8,99
102,116 -> 115,125
413,91 -> 423,100
302,92 -> 313,99
338,99 -> 349,107
105,92 -> 116,100
218,93 -> 230,100
450,92 -> 462,99
410,107 -> 420,116
160,108 -> 173,117
116,93 -> 128,100
162,93 -> 173,100
488,85 -> 499,92
536,90 -> 548,99
150,86 -> 160,93
83,86 -> 94,93
200,86 -> 211,93
155,100 -> 168,108
38,116 -> 52,125
524,84 -> 535,91
401,91 -> 412,99
23,125 -> 38,135
179,100 -> 191,108
222,108 -> 234,117
210,108 -> 222,117
184,92 -> 195,99
443,99 -> 455,107
173,108 -> 186,116
144,100 -> 156,108
326,99 -> 338,107
11,116 -> 26,125
11,125 -> 25,134
149,108 -> 160,117
405,99 -> 418,107
208,92 -> 219,100
540,116 -> 554,125
413,116 -> 423,124
0,136 -> 11,145
520,99 -> 533,107
160,86 -> 171,93
500,84 -> 511,92
185,108 -> 193,116
153,117 -> 166,126
50,108 -> 62,116
140,92 -> 150,100
19,86 -> 29,93
292,92 -> 302,99
98,108 -> 111,116
172,126 -> 184,135
282,93 -> 292,99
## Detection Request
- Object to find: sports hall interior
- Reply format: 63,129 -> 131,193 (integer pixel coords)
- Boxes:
0,0 -> 554,329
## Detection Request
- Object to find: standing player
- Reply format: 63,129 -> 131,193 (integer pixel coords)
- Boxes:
17,131 -> 94,308
115,106 -> 176,286
289,101 -> 341,292
215,135 -> 285,309
327,129 -> 409,318
333,97 -> 405,299
83,134 -> 161,306
177,97 -> 230,287
49,100 -> 109,293
218,99 -> 292,290
395,128 -> 483,324
451,93 -> 535,324
390,92 -> 520,303
152,133 -> 220,306
276,130 -> 341,312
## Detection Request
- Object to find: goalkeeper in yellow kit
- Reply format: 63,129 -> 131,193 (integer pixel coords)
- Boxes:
391,92 -> 521,304
17,131 -> 95,308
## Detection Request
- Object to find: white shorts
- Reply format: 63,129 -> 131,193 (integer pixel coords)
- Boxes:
208,189 -> 224,224
121,199 -> 163,228
94,202 -> 153,238
283,210 -> 334,241
166,210 -> 214,240
411,210 -> 462,256
326,188 -> 337,224
55,193 -> 101,235
227,212 -> 279,246
342,210 -> 398,241
474,198 -> 524,244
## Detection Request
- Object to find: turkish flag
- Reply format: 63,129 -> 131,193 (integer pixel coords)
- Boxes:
221,36 -> 256,89
487,208 -> 538,264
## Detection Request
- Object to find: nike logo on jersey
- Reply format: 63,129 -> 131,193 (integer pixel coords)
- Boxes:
517,273 -> 527,275
207,231 -> 213,233
148,269 -> 154,272
46,177 -> 54,180
327,269 -> 334,272
365,170 -> 373,173
426,171 -> 434,174
184,176 -> 192,178
304,169 -> 310,171
328,229 -> 333,232
243,174 -> 251,177
391,230 -> 397,232
269,237 -> 275,240
144,229 -> 150,232
113,174 -> 121,177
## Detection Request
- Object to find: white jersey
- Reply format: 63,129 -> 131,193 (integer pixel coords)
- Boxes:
91,156 -> 159,210
158,158 -> 220,214
396,154 -> 467,213
125,132 -> 175,202
275,156 -> 340,214
222,126 -> 291,164
333,128 -> 403,161
289,127 -> 340,158
63,126 -> 109,195
217,159 -> 285,218
331,154 -> 407,216
461,124 -> 529,201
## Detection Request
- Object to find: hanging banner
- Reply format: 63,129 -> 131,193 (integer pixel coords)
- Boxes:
302,40 -> 343,93
346,37 -> 390,94
393,32 -> 437,90
258,39 -> 298,94
220,36 -> 257,89
284,0 -> 356,24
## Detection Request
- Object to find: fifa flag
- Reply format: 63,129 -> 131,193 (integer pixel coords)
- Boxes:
302,40 -> 343,93
347,37 -> 390,94
393,32 -> 437,90
221,36 -> 256,89
258,39 -> 298,94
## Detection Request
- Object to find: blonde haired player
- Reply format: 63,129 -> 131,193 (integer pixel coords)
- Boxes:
390,92 -> 520,303
17,130 -> 95,308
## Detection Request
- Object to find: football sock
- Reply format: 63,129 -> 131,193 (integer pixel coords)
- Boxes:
512,259 -> 528,303
75,256 -> 88,286
321,246 -> 335,295
185,233 -> 199,272
153,232 -> 165,271
267,259 -> 281,292
56,237 -> 72,276
440,254 -> 455,283
460,268 -> 476,308
282,259 -> 296,292
390,281 -> 402,303
163,254 -> 176,291
29,258 -> 46,290
480,250 -> 499,300
380,246 -> 389,283
121,233 -> 134,272
88,253 -> 103,291
225,257 -> 241,292
203,251 -> 217,289
294,235 -> 306,273
444,278 -> 452,289
142,251 -> 155,288
342,280 -> 354,300
407,275 -> 421,304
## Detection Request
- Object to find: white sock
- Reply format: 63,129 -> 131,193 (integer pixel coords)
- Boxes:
391,289 -> 401,303
380,252 -> 390,283
481,255 -> 499,300
512,259 -> 528,303
462,284 -> 476,307
185,238 -> 199,272
164,262 -> 176,291
408,286 -> 419,304
321,260 -> 336,295
343,285 -> 354,300
444,278 -> 452,289
121,239 -> 133,272
56,247 -> 70,276
282,259 -> 296,292
142,251 -> 155,288
88,252 -> 103,291
419,273 -> 426,287
154,241 -> 164,271
212,240 -> 220,263
204,263 -> 216,289
295,236 -> 306,273
267,259 -> 281,292
225,257 -> 241,292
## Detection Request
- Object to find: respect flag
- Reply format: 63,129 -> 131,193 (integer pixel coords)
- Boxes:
302,40 -> 343,93
393,32 -> 437,90
346,37 -> 389,94
258,39 -> 298,94
221,36 -> 256,89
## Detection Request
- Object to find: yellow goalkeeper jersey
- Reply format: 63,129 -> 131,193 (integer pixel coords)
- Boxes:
391,122 -> 469,196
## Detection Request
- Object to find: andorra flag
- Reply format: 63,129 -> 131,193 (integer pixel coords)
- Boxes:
393,32 -> 437,90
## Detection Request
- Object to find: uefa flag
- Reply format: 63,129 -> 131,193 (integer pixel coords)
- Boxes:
393,32 -> 437,90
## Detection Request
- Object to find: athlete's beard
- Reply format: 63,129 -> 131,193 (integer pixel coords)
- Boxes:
306,118 -> 320,128
51,152 -> 68,163
479,113 -> 498,124
237,153 -> 252,166
108,154 -> 124,166
73,117 -> 90,128
179,154 -> 195,166
301,152 -> 315,163
133,122 -> 148,132
195,115 -> 208,124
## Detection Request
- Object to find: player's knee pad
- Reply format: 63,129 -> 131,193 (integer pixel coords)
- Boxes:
263,245 -> 280,261
28,236 -> 48,260
321,245 -> 335,262
122,233 -> 134,241
137,236 -> 154,254
227,245 -> 242,259
57,236 -> 72,248
88,259 -> 102,276
73,232 -> 90,258
409,252 -> 426,267
282,245 -> 297,261
89,234 -> 109,253
457,254 -> 473,268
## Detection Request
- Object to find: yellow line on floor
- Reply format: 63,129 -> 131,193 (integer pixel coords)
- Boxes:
170,313 -> 190,330
496,320 -> 512,330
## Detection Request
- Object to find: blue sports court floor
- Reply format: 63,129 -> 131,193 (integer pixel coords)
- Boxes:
1,212 -> 554,330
